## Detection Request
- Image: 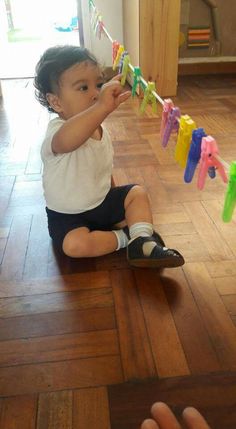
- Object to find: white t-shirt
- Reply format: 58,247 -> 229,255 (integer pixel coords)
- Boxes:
41,117 -> 114,214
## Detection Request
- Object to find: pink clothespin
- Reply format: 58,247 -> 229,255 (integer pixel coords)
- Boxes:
161,107 -> 181,148
197,136 -> 228,190
96,18 -> 105,39
160,99 -> 174,138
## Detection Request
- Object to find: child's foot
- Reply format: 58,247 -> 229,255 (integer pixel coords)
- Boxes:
123,226 -> 166,247
127,236 -> 185,268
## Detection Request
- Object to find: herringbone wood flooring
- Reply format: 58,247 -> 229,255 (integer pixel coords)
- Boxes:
0,75 -> 236,428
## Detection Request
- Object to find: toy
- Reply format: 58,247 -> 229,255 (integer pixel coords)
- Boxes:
140,82 -> 157,114
184,128 -> 206,183
197,136 -> 228,190
160,99 -> 174,138
161,107 -> 181,147
222,161 -> 236,222
175,115 -> 196,168
131,67 -> 145,96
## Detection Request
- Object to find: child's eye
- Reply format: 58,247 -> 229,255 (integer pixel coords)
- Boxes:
97,82 -> 104,89
78,85 -> 88,91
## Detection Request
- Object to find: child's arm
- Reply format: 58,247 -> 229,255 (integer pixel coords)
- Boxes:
52,76 -> 131,154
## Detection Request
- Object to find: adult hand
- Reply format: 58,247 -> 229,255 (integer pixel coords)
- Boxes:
141,402 -> 211,429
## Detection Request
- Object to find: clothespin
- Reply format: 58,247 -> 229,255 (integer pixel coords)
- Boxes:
120,54 -> 130,86
222,161 -> 236,222
118,51 -> 128,73
113,45 -> 124,70
175,115 -> 196,168
160,99 -> 174,138
92,10 -> 99,32
197,136 -> 228,190
161,107 -> 181,148
132,67 -> 145,96
112,41 -> 120,65
95,17 -> 105,39
184,128 -> 206,183
140,82 -> 157,114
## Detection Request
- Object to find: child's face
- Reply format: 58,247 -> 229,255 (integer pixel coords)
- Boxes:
48,61 -> 104,119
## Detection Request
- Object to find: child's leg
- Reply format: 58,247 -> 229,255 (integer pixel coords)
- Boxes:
62,226 -> 124,258
124,185 -> 184,268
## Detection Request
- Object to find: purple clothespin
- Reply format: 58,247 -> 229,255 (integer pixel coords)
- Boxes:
184,128 -> 206,183
161,107 -> 181,148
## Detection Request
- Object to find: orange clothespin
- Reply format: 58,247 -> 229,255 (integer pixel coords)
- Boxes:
175,115 -> 196,168
160,99 -> 174,138
140,82 -> 157,114
112,41 -> 120,65
113,45 -> 124,70
197,136 -> 228,190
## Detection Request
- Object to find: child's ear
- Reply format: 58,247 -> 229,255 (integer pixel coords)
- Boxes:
46,93 -> 62,113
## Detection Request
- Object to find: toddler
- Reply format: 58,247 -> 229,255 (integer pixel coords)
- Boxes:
34,45 -> 184,268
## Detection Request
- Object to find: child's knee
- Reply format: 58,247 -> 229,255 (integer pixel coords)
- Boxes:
62,229 -> 91,258
126,185 -> 148,203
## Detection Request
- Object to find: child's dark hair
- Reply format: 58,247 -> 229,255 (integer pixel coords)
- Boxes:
34,45 -> 99,112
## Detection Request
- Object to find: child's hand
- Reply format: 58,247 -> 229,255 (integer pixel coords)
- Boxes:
98,74 -> 131,114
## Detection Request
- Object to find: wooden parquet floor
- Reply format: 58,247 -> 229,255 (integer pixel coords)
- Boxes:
0,75 -> 236,428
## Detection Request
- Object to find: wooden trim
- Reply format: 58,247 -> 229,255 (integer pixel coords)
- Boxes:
178,61 -> 236,75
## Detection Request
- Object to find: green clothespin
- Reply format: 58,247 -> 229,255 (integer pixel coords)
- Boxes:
132,67 -> 145,97
89,0 -> 94,10
222,161 -> 236,222
121,54 -> 130,86
140,81 -> 157,114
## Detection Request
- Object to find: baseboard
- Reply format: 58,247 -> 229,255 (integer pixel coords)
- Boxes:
178,58 -> 236,75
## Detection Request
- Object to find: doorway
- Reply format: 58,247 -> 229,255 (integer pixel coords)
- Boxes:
0,0 -> 82,79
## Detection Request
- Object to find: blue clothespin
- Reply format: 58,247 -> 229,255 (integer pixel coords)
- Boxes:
118,51 -> 128,74
184,128 -> 206,183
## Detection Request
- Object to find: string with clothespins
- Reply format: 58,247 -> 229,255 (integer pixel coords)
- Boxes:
89,0 -> 236,222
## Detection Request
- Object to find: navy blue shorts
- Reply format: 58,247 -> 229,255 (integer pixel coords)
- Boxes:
46,184 -> 136,251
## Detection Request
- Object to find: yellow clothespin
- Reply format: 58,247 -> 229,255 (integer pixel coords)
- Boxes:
140,82 -> 157,114
175,115 -> 196,168
120,54 -> 130,86
113,45 -> 124,70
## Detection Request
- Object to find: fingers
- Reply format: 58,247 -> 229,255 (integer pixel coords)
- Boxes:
141,418 -> 160,429
151,403 -> 182,429
117,90 -> 131,104
182,407 -> 211,429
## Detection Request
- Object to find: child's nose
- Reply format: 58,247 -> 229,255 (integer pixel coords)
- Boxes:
91,88 -> 99,101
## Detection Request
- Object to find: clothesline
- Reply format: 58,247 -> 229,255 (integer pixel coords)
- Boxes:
89,0 -> 236,222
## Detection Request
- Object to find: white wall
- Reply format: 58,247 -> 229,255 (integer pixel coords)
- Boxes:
81,0 -> 123,67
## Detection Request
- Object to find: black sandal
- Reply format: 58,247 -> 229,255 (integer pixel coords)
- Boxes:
127,236 -> 185,268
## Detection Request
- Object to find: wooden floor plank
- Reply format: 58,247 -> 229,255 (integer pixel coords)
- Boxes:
0,356 -> 123,397
161,268 -> 221,374
0,288 -> 113,318
135,269 -> 190,377
111,269 -> 156,380
183,263 -> 236,371
73,387 -> 111,429
0,329 -> 119,367
37,390 -> 72,429
0,395 -> 37,429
